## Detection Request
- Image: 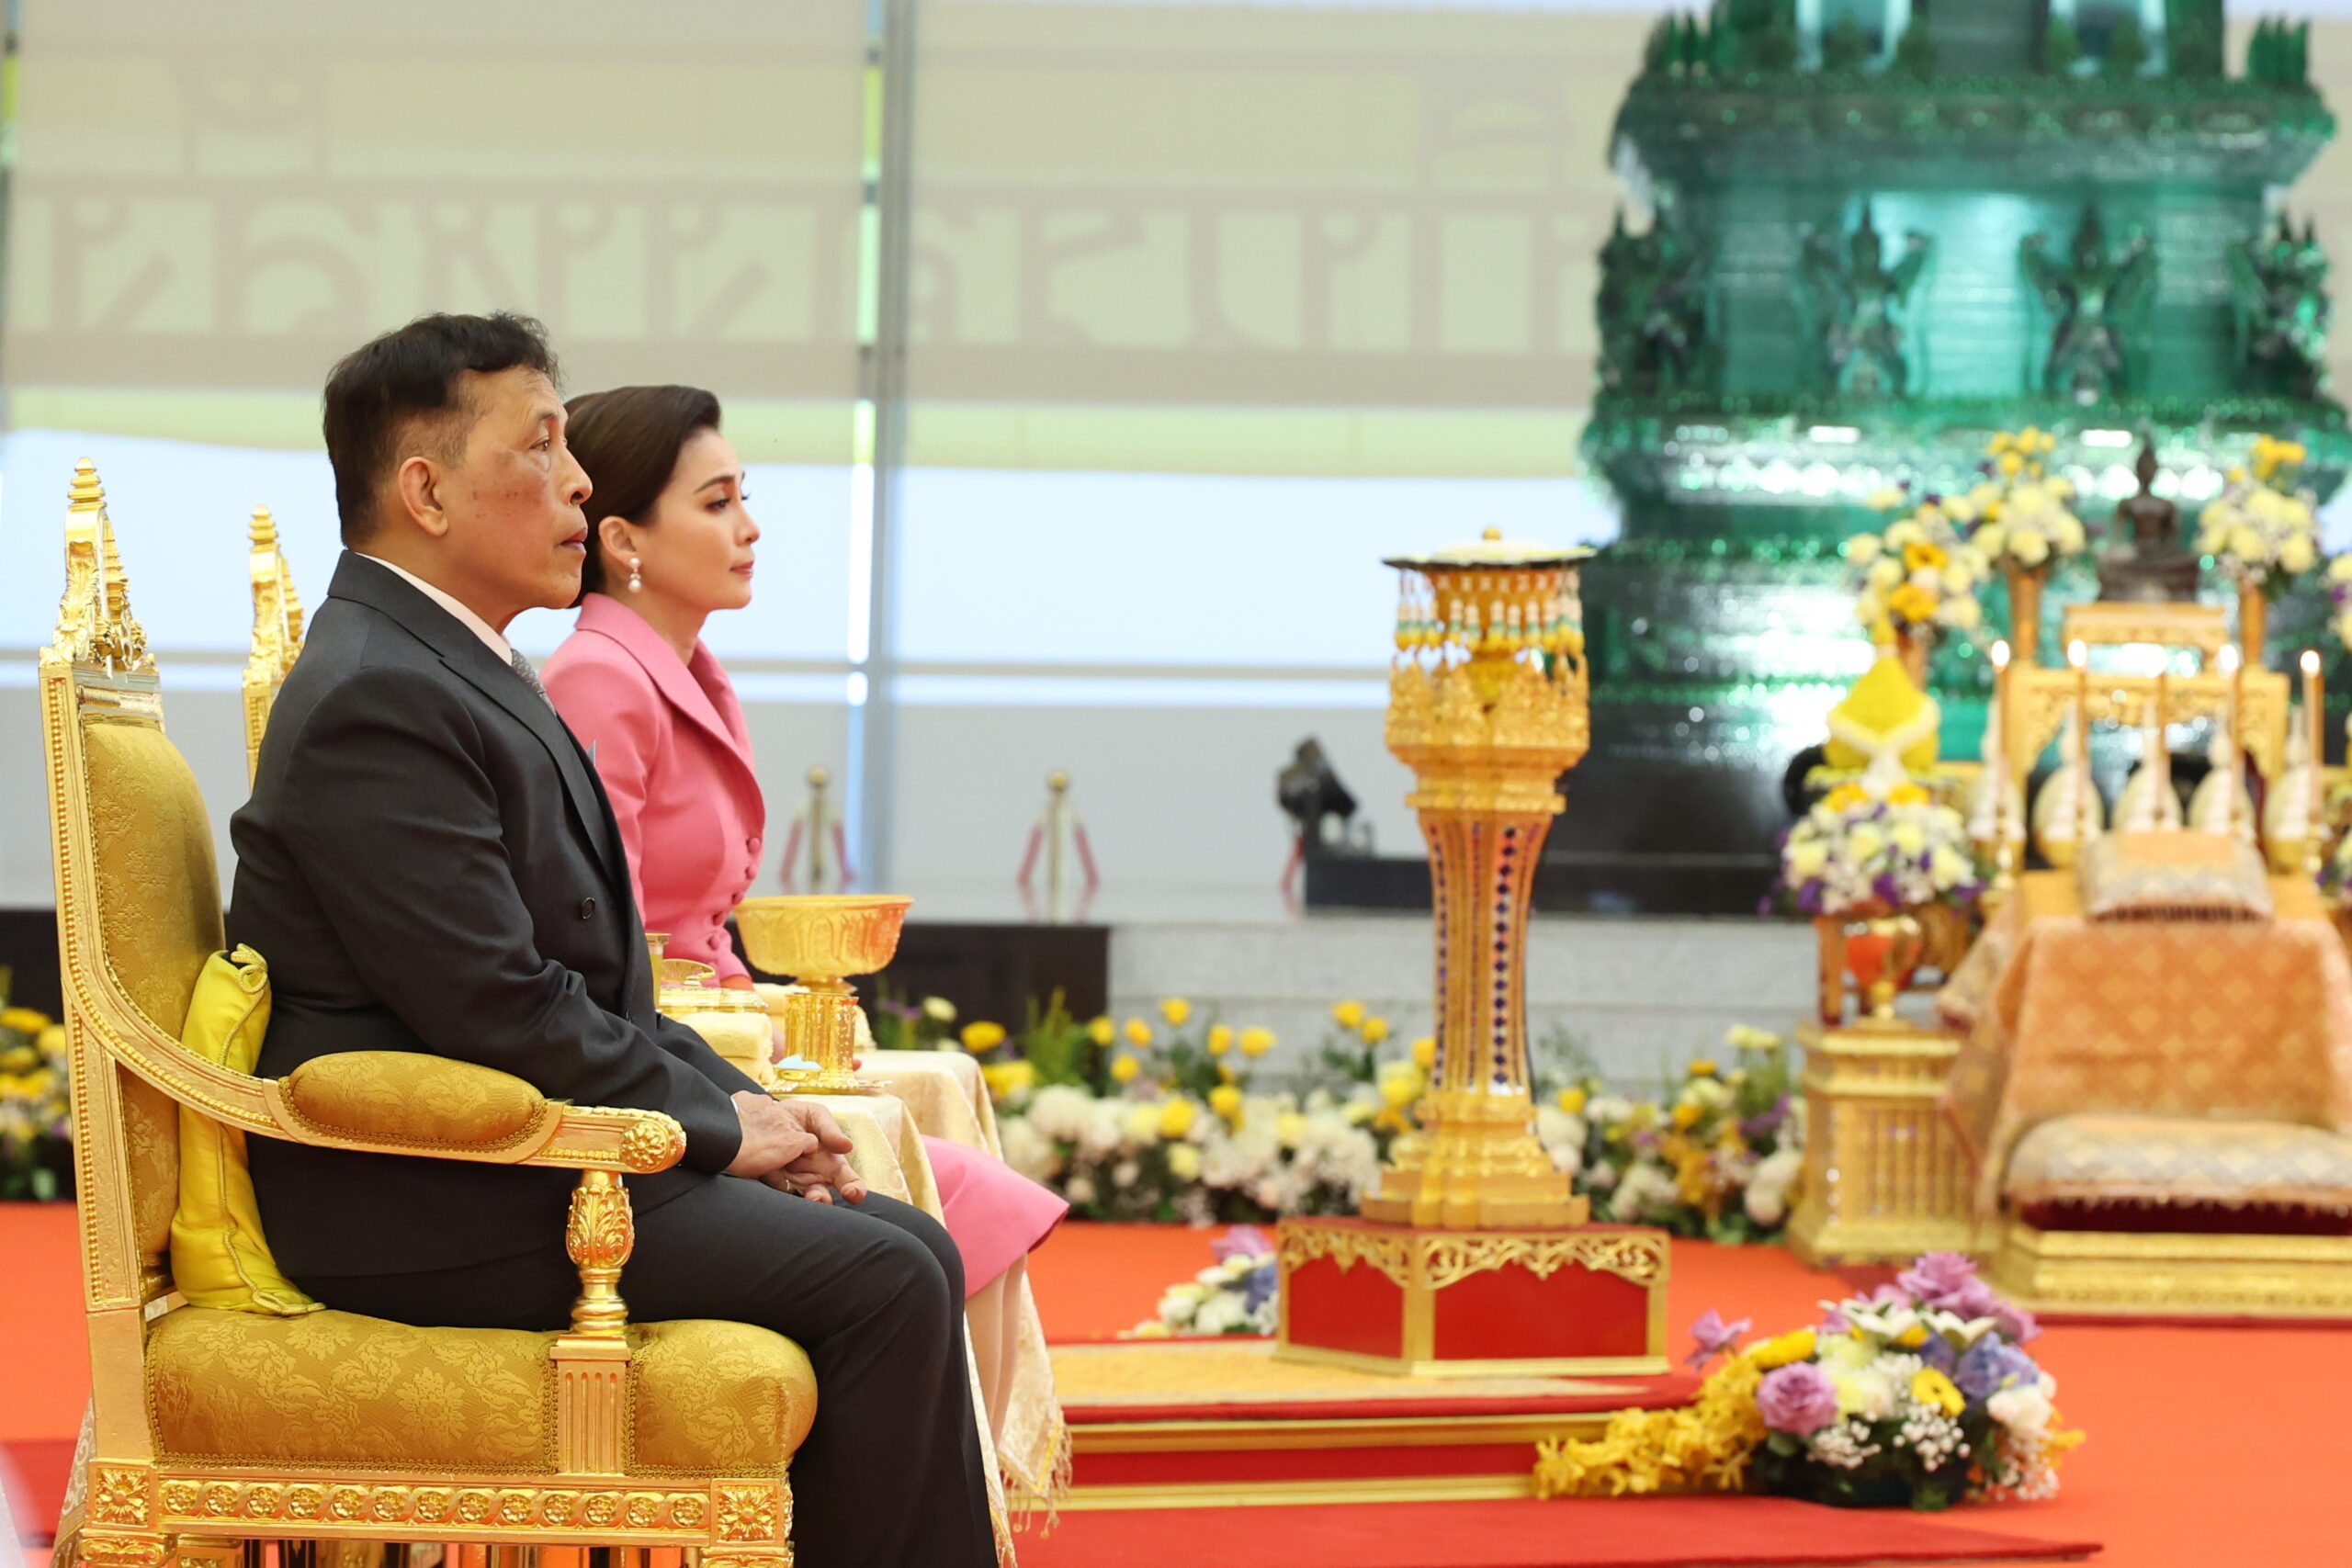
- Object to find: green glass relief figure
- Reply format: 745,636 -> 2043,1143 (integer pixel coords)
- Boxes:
1803,203 -> 1932,399
2232,213 -> 2332,400
1597,208 -> 1712,397
2020,206 -> 2155,403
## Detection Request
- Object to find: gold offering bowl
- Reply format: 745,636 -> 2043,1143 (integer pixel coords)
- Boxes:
733,894 -> 912,1094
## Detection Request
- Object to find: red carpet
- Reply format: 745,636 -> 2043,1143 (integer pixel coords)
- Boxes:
13,1209 -> 2352,1563
1013,1496 -> 2092,1567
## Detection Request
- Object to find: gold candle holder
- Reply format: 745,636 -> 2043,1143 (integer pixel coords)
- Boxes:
732,894 -> 912,1095
1363,527 -> 1595,1230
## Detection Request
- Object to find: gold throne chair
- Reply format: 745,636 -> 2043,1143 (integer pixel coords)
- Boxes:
47,462 -> 814,1568
238,523 -> 1061,1518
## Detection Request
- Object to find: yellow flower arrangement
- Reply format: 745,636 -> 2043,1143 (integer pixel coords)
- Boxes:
1749,1327 -> 1816,1370
981,1059 -> 1035,1102
1160,998 -> 1192,1028
1124,1017 -> 1153,1048
1158,1097 -> 1198,1139
1411,1035 -> 1437,1068
1206,1024 -> 1234,1056
1532,1354 -> 1766,1498
1087,1016 -> 1116,1047
2201,433 -> 2322,592
1238,1027 -> 1275,1057
1,1008 -> 51,1035
1110,1054 -> 1141,1084
1208,1084 -> 1244,1122
1911,1367 -> 1964,1418
1556,1085 -> 1587,1115
1359,1016 -> 1390,1046
959,1020 -> 1007,1054
1331,999 -> 1365,1031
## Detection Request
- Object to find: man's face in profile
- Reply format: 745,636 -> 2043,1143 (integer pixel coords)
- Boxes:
436,367 -> 593,619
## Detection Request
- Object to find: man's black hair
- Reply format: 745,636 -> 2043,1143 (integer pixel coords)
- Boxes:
322,312 -> 559,543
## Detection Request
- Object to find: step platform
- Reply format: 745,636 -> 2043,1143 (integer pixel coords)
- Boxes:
1046,1338 -> 1695,1510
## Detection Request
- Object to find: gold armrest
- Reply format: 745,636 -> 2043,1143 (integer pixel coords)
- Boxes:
66,961 -> 682,1174
269,1050 -> 684,1173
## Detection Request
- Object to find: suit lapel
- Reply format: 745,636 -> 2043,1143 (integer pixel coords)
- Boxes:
326,554 -> 631,894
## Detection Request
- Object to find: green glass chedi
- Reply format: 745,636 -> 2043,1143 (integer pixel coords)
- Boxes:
1570,0 -> 2344,877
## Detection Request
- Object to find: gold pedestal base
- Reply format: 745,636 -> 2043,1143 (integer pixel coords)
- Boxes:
1987,1220 -> 2352,1319
1786,1021 -> 1982,1268
1359,1089 -> 1589,1230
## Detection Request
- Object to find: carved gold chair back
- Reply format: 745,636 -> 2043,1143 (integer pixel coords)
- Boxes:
240,509 -> 305,782
47,463 -> 807,1568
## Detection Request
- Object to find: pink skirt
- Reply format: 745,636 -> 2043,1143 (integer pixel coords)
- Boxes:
923,1135 -> 1068,1298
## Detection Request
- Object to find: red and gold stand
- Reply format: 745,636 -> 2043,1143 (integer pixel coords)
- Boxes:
1278,529 -> 1670,1378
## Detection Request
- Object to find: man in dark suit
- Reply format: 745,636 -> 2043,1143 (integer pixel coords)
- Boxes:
229,313 -> 995,1568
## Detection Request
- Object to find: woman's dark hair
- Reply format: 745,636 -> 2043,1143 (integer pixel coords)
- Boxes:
562,384 -> 723,596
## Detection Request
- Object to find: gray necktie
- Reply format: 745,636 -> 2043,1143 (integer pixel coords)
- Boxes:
510,649 -> 555,710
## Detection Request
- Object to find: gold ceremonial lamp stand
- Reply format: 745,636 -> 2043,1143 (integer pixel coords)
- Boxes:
1276,531 -> 1670,1379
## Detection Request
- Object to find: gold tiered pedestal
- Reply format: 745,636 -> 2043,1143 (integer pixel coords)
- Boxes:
733,894 -> 912,1095
1279,529 -> 1668,1378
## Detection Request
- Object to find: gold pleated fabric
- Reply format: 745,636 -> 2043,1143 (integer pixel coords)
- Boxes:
1940,872 -> 2352,1217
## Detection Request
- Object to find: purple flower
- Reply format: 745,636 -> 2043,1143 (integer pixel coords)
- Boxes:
1741,1094 -> 1791,1142
1685,1309 -> 1753,1369
1996,1303 -> 2041,1344
1896,1251 -> 1984,1311
1917,1334 -> 1957,1374
1757,1363 -> 1841,1436
1955,1338 -> 2041,1403
1214,1224 -> 1275,1263
1819,1309 -> 1852,1336
1240,1260 -> 1280,1313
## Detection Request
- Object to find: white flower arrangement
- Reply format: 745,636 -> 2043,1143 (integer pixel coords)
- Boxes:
1774,781 -> 1984,919
1844,505 -> 1991,640
1128,1229 -> 1279,1339
1944,428 -> 2088,573
2199,434 -> 2321,592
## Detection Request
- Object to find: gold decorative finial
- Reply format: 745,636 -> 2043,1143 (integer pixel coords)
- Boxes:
46,461 -> 154,676
249,505 -> 277,547
69,458 -> 104,512
807,764 -> 830,788
1048,770 -> 1069,792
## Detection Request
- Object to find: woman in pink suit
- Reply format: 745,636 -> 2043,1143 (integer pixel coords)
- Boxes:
543,384 -> 1064,1296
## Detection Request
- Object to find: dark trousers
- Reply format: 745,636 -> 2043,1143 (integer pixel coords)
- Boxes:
301,1182 -> 995,1568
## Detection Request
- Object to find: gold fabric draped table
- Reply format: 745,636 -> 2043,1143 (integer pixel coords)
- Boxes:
1938,871 -> 2352,1216
850,1051 -> 1069,1509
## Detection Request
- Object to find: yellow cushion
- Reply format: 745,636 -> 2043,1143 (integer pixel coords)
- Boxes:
169,945 -> 320,1316
148,1308 -> 816,1476
285,1052 -> 548,1149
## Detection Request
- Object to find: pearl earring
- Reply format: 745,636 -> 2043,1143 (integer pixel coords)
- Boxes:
628,557 -> 643,593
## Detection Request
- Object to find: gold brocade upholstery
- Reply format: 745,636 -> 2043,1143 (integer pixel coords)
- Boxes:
284,1053 -> 549,1148
1942,872 -> 2352,1215
2006,1113 -> 2352,1213
148,1310 -> 816,1475
84,716 -> 221,1259
82,716 -> 221,1030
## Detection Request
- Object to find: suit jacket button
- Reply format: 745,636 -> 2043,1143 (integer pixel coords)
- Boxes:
579,897 -> 597,919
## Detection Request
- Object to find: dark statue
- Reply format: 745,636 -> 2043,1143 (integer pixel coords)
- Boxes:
1802,201 -> 1932,399
2021,206 -> 2156,403
2231,212 -> 2332,400
2096,441 -> 2200,604
1597,207 -> 1710,397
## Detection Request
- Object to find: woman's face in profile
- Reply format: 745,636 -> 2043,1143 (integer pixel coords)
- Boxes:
641,427 -> 760,614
